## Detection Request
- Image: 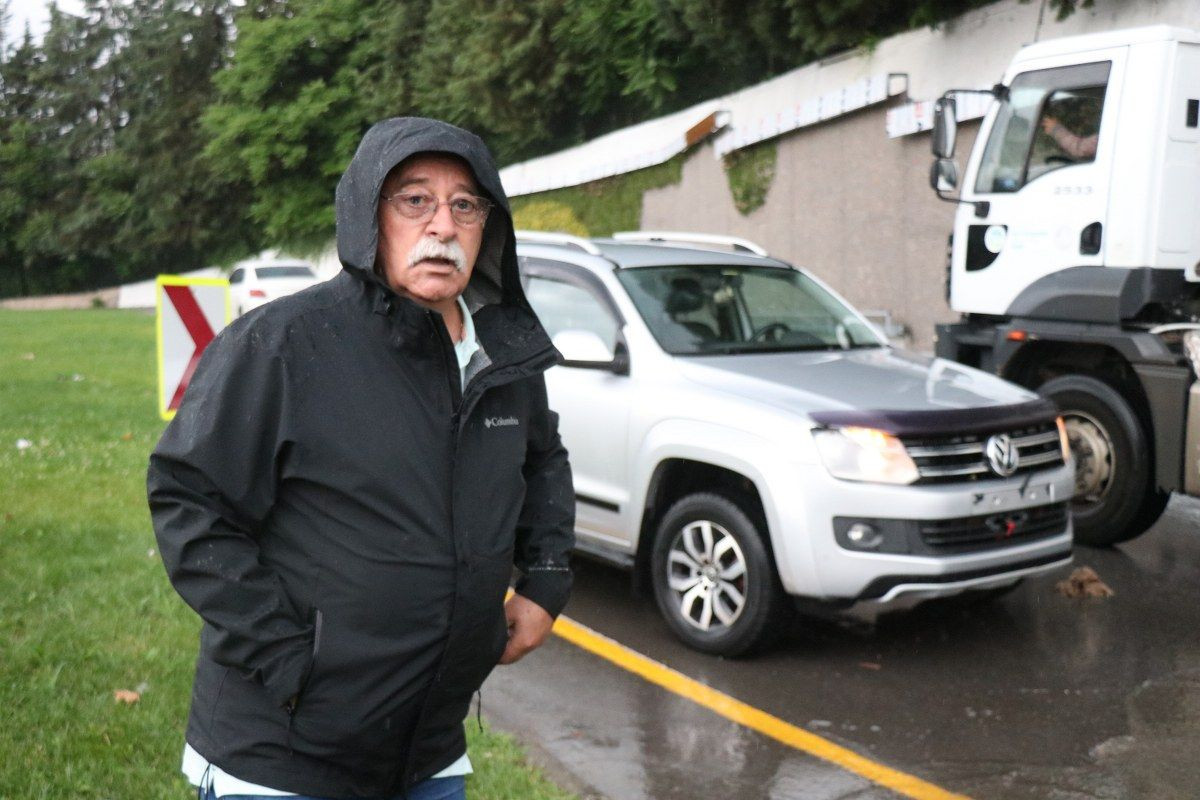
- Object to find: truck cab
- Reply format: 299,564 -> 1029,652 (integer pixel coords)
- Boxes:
930,26 -> 1200,545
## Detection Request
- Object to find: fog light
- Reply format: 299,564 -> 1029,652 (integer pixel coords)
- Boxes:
846,523 -> 883,550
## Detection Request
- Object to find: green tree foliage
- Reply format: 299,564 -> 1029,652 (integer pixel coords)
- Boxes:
413,0 -> 574,163
194,0 -> 1092,248
665,0 -> 801,92
99,0 -> 261,279
2,0 -> 1088,296
202,0 -> 430,251
1,6 -> 116,296
0,0 -> 11,53
0,0 -> 257,297
0,32 -> 60,296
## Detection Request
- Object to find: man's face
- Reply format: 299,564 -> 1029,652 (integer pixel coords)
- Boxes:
376,154 -> 486,307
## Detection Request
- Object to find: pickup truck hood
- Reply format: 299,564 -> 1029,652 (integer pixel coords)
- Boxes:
677,348 -> 1037,418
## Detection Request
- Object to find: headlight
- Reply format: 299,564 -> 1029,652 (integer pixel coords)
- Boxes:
812,426 -> 919,484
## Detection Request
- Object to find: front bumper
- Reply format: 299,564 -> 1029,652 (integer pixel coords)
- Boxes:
766,461 -> 1075,600
855,549 -> 1072,602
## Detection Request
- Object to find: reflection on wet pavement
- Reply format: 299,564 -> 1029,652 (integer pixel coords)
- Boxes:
485,497 -> 1200,799
486,636 -> 901,799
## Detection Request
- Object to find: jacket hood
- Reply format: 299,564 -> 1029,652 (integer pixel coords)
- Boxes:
335,117 -> 517,310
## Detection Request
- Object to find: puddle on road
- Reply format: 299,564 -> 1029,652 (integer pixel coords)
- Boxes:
937,663 -> 1200,800
1089,664 -> 1200,800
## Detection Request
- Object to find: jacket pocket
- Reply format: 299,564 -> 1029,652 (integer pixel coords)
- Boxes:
291,608 -> 323,712
285,612 -> 426,773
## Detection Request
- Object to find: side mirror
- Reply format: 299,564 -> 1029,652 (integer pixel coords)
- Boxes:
552,330 -> 629,375
930,158 -> 958,193
932,96 -> 957,158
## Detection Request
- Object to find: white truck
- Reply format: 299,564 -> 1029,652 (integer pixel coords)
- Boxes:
929,25 -> 1200,545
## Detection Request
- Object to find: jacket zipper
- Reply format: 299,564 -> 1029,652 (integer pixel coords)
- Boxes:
428,311 -> 466,566
396,314 -> 556,792
456,345 -> 559,433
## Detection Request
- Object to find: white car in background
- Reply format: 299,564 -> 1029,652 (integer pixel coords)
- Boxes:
229,259 -> 320,316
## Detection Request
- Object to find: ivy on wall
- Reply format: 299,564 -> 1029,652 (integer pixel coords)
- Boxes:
509,155 -> 685,236
722,140 -> 778,215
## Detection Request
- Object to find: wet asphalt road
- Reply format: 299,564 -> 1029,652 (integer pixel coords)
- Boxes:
484,496 -> 1200,800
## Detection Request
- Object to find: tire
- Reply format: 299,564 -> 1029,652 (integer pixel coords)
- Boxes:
1038,375 -> 1169,546
650,493 -> 788,656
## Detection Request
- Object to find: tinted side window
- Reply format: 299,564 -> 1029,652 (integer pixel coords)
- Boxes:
1031,86 -> 1104,178
229,268 -> 244,284
974,61 -> 1109,194
525,276 -> 619,350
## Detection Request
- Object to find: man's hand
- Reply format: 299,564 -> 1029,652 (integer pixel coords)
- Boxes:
499,593 -> 554,664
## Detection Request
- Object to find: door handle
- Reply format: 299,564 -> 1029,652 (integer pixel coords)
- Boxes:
1080,222 -> 1102,256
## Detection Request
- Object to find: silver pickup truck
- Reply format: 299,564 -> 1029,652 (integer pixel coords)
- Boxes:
517,231 -> 1074,655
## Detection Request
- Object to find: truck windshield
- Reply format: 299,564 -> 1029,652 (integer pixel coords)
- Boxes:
974,61 -> 1109,194
616,265 -> 884,355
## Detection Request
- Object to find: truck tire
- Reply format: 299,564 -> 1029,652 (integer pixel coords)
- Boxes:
650,493 -> 788,656
1038,375 -> 1169,546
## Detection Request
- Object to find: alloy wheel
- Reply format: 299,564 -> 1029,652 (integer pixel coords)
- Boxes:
665,519 -> 748,631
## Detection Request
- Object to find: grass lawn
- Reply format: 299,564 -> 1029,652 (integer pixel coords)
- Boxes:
0,309 -> 574,800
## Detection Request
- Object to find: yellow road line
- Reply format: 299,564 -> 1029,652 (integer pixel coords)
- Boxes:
549,613 -> 972,800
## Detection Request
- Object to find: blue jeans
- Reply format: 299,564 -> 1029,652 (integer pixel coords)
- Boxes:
200,774 -> 466,800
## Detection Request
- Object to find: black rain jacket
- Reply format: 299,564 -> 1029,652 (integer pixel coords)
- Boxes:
147,117 -> 574,797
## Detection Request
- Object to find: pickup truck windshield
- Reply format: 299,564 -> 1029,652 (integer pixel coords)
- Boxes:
616,264 -> 883,355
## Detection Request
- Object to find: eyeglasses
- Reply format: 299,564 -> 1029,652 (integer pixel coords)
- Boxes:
381,190 -> 493,226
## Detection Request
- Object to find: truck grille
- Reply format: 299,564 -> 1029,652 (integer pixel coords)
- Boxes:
902,420 -> 1064,483
919,502 -> 1069,552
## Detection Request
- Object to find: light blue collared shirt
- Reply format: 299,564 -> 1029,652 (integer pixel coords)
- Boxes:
453,295 -> 479,387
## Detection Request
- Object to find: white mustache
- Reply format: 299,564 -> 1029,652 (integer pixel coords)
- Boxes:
408,237 -> 466,272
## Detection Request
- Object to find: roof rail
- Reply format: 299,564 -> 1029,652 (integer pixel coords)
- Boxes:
515,230 -> 603,256
612,230 -> 769,257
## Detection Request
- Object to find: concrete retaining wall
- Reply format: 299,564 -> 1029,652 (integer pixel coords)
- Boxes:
642,107 -> 980,352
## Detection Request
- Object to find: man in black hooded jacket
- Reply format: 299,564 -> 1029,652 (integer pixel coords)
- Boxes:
147,117 -> 575,799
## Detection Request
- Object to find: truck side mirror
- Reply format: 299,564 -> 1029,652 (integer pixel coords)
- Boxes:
930,158 -> 958,193
932,97 -> 957,158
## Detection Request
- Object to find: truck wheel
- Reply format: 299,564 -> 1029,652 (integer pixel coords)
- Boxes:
1038,375 -> 1168,546
651,493 -> 788,656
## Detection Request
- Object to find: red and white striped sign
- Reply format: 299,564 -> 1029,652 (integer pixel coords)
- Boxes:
156,275 -> 230,420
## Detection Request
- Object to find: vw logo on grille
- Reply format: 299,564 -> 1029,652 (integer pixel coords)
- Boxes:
985,433 -> 1020,477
